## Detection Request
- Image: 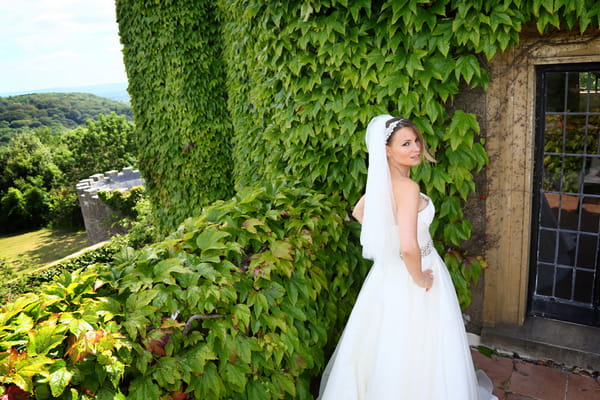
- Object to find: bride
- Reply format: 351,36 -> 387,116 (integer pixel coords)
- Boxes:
318,115 -> 497,399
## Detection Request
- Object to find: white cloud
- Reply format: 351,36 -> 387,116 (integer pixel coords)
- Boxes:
0,0 -> 127,93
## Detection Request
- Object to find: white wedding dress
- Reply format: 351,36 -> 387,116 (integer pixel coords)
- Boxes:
319,194 -> 497,400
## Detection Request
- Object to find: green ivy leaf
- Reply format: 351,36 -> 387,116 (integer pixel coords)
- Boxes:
196,227 -> 230,251
128,376 -> 160,400
248,378 -> 269,400
454,55 -> 480,85
271,240 -> 294,261
233,304 -> 251,329
48,367 -> 73,397
27,321 -> 67,356
152,357 -> 180,386
222,362 -> 248,390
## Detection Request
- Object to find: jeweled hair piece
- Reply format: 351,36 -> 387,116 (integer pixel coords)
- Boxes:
384,119 -> 401,142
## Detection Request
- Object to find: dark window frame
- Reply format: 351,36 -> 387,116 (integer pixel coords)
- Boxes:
529,63 -> 600,326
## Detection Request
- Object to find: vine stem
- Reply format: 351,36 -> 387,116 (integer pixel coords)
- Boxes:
183,314 -> 225,335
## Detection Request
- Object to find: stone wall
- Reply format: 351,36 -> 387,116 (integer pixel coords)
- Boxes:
76,167 -> 145,244
483,28 -> 600,326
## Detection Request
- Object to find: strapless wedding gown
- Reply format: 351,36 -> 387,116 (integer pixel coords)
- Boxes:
319,195 -> 497,400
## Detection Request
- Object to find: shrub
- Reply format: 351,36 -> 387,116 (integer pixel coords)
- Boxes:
0,187 -> 29,233
48,188 -> 84,230
0,183 -> 368,399
23,186 -> 50,228
122,196 -> 159,249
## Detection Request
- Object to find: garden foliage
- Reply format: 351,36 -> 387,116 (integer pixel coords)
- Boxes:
3,0 -> 600,399
0,185 -> 367,399
117,0 -> 600,308
0,113 -> 137,233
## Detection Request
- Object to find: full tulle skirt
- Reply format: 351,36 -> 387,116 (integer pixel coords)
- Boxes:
318,251 -> 497,400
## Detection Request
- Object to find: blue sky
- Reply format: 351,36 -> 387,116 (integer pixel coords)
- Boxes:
0,0 -> 127,93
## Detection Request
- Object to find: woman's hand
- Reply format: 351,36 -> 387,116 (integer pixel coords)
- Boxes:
415,269 -> 434,292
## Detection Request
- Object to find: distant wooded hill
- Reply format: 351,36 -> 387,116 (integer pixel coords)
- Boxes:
0,93 -> 133,145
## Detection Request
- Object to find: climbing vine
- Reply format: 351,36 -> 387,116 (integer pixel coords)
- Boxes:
116,0 -> 233,232
98,186 -> 144,220
217,0 -> 600,307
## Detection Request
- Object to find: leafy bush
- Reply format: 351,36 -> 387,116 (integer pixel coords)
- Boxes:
0,184 -> 368,399
47,188 -> 84,230
98,187 -> 144,219
0,188 -> 29,233
0,268 -> 130,399
97,186 -> 157,249
23,186 -> 50,228
120,196 -> 159,250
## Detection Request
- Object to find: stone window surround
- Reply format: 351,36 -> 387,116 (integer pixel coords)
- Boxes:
484,30 -> 600,327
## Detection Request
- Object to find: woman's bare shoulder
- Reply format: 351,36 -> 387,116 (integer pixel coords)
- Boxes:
392,178 -> 421,211
392,177 -> 420,196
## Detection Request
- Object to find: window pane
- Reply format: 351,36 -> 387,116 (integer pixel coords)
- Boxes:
562,156 -> 584,193
580,197 -> 600,233
536,264 -> 555,296
566,72 -> 585,112
546,72 -> 566,112
544,115 -> 563,154
557,232 -> 576,266
564,115 -> 587,154
538,229 -> 557,263
587,115 -> 600,153
582,72 -> 600,112
574,270 -> 594,304
540,194 -> 559,228
554,267 -> 573,299
558,194 -> 579,230
583,158 -> 600,195
591,94 -> 600,112
577,234 -> 597,268
543,155 -> 563,191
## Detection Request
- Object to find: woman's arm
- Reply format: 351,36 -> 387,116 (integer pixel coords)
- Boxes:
393,179 -> 433,290
352,195 -> 366,223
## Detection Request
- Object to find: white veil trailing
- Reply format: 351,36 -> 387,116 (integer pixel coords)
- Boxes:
360,114 -> 399,262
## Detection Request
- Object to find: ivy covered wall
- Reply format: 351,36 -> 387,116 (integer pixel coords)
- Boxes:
117,0 -> 600,301
116,0 -> 233,232
117,0 -> 600,227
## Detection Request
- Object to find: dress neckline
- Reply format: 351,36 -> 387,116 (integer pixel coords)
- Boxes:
418,193 -> 430,213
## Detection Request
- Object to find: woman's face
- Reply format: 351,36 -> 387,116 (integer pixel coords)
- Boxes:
386,127 -> 422,168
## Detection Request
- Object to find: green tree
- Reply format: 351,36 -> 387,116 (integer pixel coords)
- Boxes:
23,186 -> 50,228
0,187 -> 29,232
61,113 -> 137,182
47,187 -> 83,229
0,93 -> 132,144
0,114 -> 137,233
0,131 -> 61,194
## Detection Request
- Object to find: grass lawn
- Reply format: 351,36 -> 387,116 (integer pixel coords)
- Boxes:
0,228 -> 89,274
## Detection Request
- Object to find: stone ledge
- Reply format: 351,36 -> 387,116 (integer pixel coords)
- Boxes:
481,317 -> 600,371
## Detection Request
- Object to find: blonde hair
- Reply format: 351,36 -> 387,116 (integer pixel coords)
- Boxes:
385,117 -> 436,163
